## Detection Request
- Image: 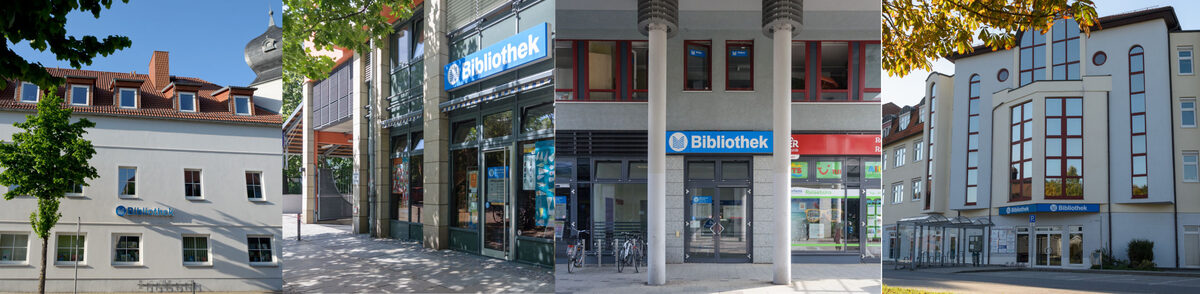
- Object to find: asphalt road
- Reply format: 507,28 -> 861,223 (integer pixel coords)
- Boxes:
884,268 -> 1200,293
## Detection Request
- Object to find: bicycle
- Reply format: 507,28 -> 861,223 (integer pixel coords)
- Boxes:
616,231 -> 645,273
566,222 -> 588,274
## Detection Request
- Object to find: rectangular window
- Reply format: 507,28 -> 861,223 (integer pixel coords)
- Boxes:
898,114 -> 910,130
1051,19 -> 1081,80
67,181 -> 83,196
184,169 -> 202,198
247,236 -> 273,264
966,76 -> 982,204
451,120 -> 477,144
1184,151 -> 1199,182
1020,30 -> 1047,86
1130,47 -> 1149,198
631,41 -> 649,100
521,103 -> 553,134
55,234 -> 84,264
118,88 -> 137,108
818,42 -> 850,101
1045,98 -> 1083,199
0,233 -> 29,263
894,147 -> 905,168
684,40 -> 712,91
882,152 -> 888,171
1180,46 -> 1193,75
554,41 -> 575,100
113,235 -> 140,264
179,92 -> 197,112
20,82 -> 39,103
912,179 -> 922,201
70,84 -> 89,105
586,41 -> 618,100
234,96 -> 252,115
914,140 -> 923,161
1183,99 -> 1196,128
483,111 -> 513,139
862,43 -> 882,101
182,235 -> 210,265
892,182 -> 904,204
726,40 -> 754,91
1069,226 -> 1084,264
1011,101 -> 1034,201
1187,226 -> 1200,267
246,171 -> 264,200
118,167 -> 137,197
791,41 -> 808,101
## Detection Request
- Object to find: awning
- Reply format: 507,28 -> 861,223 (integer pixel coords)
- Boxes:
438,69 -> 553,112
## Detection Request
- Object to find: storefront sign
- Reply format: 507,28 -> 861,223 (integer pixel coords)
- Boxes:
486,167 -> 507,202
791,161 -> 807,179
692,196 -> 712,204
998,203 -> 1100,215
444,22 -> 549,91
815,161 -> 843,179
865,161 -> 882,179
666,131 -> 772,154
790,134 -> 882,157
791,187 -> 846,198
534,140 -> 555,226
115,205 -> 174,217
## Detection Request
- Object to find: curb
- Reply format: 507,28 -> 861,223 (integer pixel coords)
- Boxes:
955,267 -> 1200,277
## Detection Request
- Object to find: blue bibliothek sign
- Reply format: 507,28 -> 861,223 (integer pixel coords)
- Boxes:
999,203 -> 1100,215
667,131 -> 773,154
116,205 -> 174,217
444,22 -> 549,91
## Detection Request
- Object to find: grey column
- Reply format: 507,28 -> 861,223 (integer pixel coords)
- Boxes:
352,51 -> 370,234
422,0 -> 452,249
373,40 -> 392,237
301,81 -> 317,224
770,23 -> 793,285
647,23 -> 668,286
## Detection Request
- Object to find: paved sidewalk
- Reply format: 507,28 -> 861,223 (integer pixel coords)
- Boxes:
884,266 -> 1200,293
555,262 -> 881,293
280,215 -> 554,293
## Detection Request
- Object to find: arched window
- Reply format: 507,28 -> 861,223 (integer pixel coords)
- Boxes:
1052,19 -> 1082,80
1019,30 -> 1046,86
966,75 -> 981,204
1129,45 -> 1148,198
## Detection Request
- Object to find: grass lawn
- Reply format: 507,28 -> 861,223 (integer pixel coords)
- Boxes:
882,284 -> 953,294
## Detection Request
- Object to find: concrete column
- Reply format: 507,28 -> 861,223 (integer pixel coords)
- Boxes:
352,52 -> 370,234
422,0 -> 452,249
301,81 -> 317,224
771,24 -> 793,285
373,41 -> 393,237
647,23 -> 668,286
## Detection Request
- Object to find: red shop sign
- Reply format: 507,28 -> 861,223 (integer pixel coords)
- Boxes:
790,134 -> 882,157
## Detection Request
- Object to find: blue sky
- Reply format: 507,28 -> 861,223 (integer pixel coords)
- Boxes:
10,0 -> 283,87
883,0 -> 1200,107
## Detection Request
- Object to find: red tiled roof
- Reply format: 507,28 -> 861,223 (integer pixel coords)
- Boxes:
1,68 -> 280,125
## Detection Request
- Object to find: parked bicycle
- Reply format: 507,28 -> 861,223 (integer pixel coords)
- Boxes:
616,231 -> 645,273
566,222 -> 589,274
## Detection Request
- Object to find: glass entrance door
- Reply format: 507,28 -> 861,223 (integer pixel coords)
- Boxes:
1035,228 -> 1063,266
685,185 -> 752,263
482,148 -> 511,259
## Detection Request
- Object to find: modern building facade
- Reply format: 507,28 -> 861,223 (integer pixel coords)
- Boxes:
286,0 -> 557,267
885,7 -> 1200,269
554,0 -> 880,284
0,45 -> 283,291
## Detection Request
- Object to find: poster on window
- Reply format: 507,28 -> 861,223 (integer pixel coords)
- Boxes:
865,161 -> 882,179
486,166 -> 507,202
791,161 -> 807,179
534,140 -> 555,226
523,152 -> 536,190
393,158 -> 409,194
815,161 -> 843,179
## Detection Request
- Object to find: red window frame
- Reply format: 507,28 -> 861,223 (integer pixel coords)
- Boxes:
790,41 -> 810,101
725,40 -> 754,91
584,41 -> 619,100
1045,97 -> 1084,199
1019,31 -> 1046,86
1051,20 -> 1081,80
816,41 -> 851,101
628,41 -> 648,100
683,40 -> 713,91
925,85 -> 935,210
1129,46 -> 1149,198
965,75 -> 981,205
555,40 -> 577,100
858,42 -> 882,101
1010,101 -> 1033,202
556,40 -> 652,102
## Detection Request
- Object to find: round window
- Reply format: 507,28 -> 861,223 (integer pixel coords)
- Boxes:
1093,51 -> 1107,66
997,68 -> 1009,82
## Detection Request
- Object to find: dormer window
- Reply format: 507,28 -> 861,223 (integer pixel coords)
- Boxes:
234,96 -> 252,115
69,85 -> 90,106
118,88 -> 138,109
19,82 -> 39,103
179,92 -> 197,112
898,113 -> 910,131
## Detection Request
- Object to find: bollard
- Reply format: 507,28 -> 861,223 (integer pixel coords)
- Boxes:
297,213 -> 302,241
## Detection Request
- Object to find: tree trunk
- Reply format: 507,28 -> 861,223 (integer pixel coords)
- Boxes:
39,236 -> 47,294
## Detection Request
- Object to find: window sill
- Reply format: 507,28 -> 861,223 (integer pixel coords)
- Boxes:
183,262 -> 213,267
118,195 -> 138,199
249,262 -> 278,267
65,194 -> 85,198
0,262 -> 30,267
725,89 -> 755,92
54,262 -> 85,267
682,90 -> 713,92
111,262 -> 144,267
249,198 -> 267,203
185,196 -> 205,201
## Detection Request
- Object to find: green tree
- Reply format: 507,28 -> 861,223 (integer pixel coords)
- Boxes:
0,89 -> 99,294
284,0 -> 413,81
0,0 -> 133,89
883,0 -> 1099,77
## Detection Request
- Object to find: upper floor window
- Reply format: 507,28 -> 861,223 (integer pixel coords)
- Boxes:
234,96 -> 252,115
898,113 -> 910,130
555,40 -> 649,101
892,182 -> 904,204
588,41 -> 620,99
69,85 -> 89,106
726,40 -> 754,91
1010,101 -> 1034,201
19,82 -> 39,103
184,169 -> 202,199
1130,45 -> 1149,198
118,167 -> 137,197
882,152 -> 888,170
863,43 -> 882,101
818,42 -> 849,99
390,19 -> 425,68
966,75 -> 982,204
246,171 -> 264,200
684,40 -> 712,91
1184,151 -> 1199,182
1046,98 -> 1083,199
913,140 -> 923,161
1051,19 -> 1081,80
1019,29 -> 1046,86
912,179 -> 922,201
118,88 -> 137,109
178,92 -> 197,112
792,41 -> 808,99
554,41 -> 575,100
894,147 -> 906,168
1180,46 -> 1194,75
1183,98 -> 1196,128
